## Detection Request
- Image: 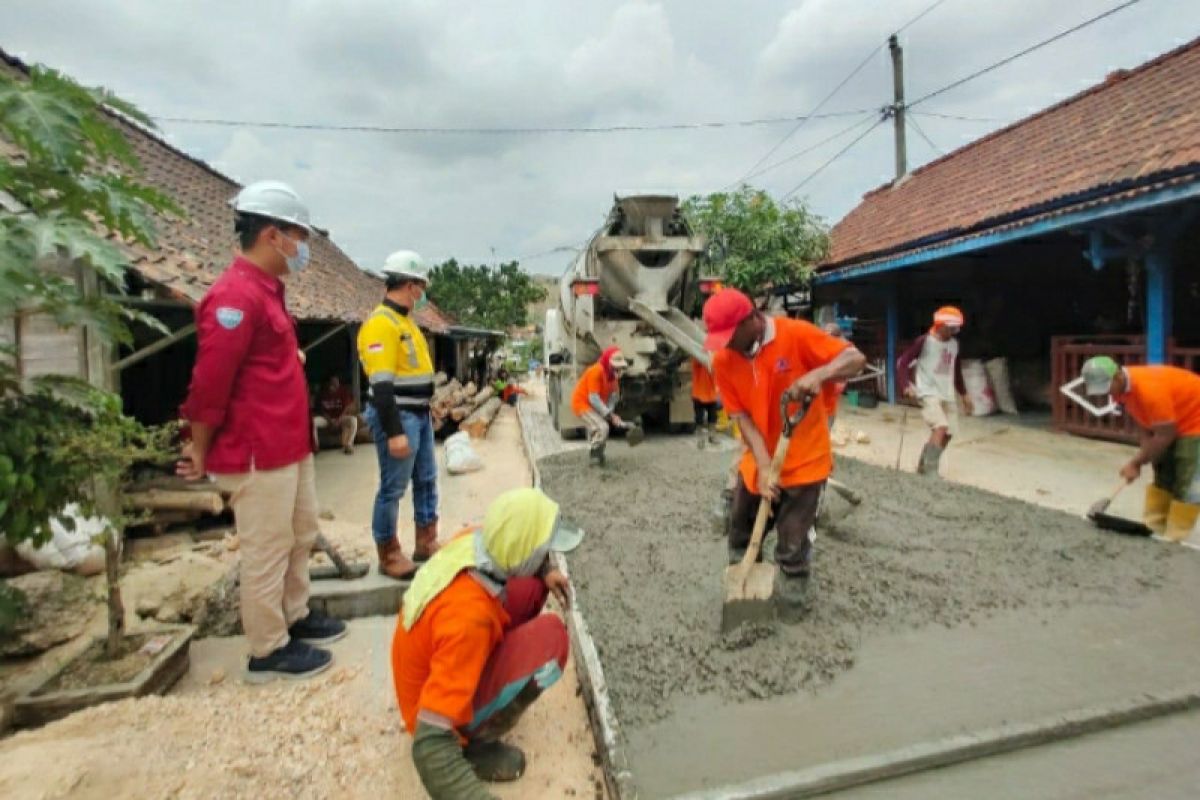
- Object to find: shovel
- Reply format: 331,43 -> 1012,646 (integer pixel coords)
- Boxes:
625,422 -> 645,448
1087,479 -> 1153,537
721,395 -> 808,633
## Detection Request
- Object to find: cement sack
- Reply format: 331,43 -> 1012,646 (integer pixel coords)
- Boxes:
961,359 -> 997,416
985,357 -> 1019,415
15,504 -> 107,576
445,432 -> 484,474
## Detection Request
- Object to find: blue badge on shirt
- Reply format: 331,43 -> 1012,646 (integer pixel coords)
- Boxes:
215,307 -> 244,330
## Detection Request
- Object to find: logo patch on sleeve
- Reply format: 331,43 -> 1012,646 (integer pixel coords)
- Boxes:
367,342 -> 384,353
215,307 -> 244,330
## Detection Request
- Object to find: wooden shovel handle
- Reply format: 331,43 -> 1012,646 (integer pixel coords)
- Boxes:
740,429 -> 793,570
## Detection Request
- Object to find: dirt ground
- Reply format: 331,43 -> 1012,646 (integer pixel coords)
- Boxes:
0,403 -> 606,800
539,437 -> 1184,730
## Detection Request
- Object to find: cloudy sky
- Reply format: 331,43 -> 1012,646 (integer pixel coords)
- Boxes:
6,0 -> 1198,274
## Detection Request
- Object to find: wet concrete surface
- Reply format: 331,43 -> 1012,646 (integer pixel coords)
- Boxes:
539,436 -> 1200,797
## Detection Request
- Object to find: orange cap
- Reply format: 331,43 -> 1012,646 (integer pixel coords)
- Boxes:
933,306 -> 964,328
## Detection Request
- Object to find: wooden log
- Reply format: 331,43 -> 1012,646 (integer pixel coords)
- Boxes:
434,372 -> 449,387
470,386 -> 495,407
462,397 -> 502,439
462,381 -> 477,398
124,490 -> 224,515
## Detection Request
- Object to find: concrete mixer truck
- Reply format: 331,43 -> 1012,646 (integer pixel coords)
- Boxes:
544,195 -> 714,439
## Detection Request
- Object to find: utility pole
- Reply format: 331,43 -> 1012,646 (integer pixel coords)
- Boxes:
889,33 -> 907,179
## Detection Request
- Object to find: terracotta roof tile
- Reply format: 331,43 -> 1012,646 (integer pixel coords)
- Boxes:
824,37 -> 1200,269
1,46 -> 454,329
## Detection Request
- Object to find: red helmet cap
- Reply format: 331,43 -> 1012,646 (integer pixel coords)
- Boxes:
702,289 -> 754,351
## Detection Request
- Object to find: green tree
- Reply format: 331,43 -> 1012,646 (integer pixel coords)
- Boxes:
427,259 -> 548,331
682,186 -> 829,297
1,64 -> 178,658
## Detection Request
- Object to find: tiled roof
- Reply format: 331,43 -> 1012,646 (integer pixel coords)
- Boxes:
1,47 -> 454,329
823,36 -> 1200,270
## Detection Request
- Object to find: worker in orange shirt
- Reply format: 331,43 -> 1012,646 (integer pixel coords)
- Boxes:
691,357 -> 720,449
391,488 -> 583,799
704,290 -> 866,616
570,346 -> 630,467
1081,357 -> 1200,541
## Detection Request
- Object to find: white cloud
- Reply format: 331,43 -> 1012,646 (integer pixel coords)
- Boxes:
4,0 -> 1196,274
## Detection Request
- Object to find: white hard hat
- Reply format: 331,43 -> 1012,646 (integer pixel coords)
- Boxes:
375,250 -> 429,285
231,180 -> 313,232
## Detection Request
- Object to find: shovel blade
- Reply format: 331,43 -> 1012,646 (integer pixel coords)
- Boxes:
626,425 -> 645,447
721,562 -> 776,633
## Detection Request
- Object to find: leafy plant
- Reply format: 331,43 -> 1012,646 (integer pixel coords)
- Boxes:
681,186 -> 829,298
0,64 -> 178,343
427,259 -> 548,332
1,62 -> 181,658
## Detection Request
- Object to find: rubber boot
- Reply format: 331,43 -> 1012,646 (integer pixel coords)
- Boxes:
1164,500 -> 1200,543
916,443 -> 944,477
376,537 -> 417,580
708,426 -> 720,447
413,519 -> 441,563
470,682 -> 541,744
775,570 -> 813,623
696,426 -> 708,450
1143,485 -> 1173,534
463,740 -> 526,783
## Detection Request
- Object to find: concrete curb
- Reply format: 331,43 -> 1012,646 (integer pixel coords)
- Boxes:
516,396 -> 638,800
672,686 -> 1200,799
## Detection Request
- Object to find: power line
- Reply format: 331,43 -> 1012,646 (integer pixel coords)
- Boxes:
913,109 -> 1003,123
742,113 -> 880,183
894,0 -> 952,33
152,109 -> 873,136
907,115 -> 942,155
726,0 -> 955,190
909,0 -> 1147,107
781,119 -> 885,200
726,47 -> 882,188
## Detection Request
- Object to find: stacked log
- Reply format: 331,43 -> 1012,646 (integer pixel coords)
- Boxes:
462,398 -> 503,439
431,379 -> 503,435
123,479 -> 230,535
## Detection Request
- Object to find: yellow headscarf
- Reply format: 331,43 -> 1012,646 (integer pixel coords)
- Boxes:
401,488 -> 560,630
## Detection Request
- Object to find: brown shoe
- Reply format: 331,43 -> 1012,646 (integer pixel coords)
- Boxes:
414,520 -> 441,563
376,537 -> 417,580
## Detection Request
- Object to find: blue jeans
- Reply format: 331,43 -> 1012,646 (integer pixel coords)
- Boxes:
364,405 -> 438,545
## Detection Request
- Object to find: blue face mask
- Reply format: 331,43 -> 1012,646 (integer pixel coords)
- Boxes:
414,289 -> 429,310
277,238 -> 310,273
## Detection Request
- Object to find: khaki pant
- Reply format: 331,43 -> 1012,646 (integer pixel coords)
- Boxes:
920,395 -> 959,436
313,415 -> 358,449
580,409 -> 611,447
214,455 -> 319,657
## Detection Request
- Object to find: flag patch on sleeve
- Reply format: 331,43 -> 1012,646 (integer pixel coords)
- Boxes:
367,342 -> 384,353
215,307 -> 244,330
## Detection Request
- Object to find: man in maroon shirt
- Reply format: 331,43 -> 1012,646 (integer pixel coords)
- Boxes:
313,374 -> 358,454
177,180 -> 345,682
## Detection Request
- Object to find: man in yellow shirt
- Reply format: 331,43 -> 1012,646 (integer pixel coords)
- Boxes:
358,250 -> 441,579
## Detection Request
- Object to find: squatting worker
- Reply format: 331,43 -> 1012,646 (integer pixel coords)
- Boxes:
691,356 -> 720,449
1081,357 -> 1200,541
570,346 -> 630,467
358,250 -> 442,580
704,289 -> 866,615
178,180 -> 345,682
392,487 -> 583,800
896,306 -> 974,477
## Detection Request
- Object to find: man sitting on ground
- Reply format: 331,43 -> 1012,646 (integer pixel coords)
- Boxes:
313,374 -> 358,455
392,487 -> 583,800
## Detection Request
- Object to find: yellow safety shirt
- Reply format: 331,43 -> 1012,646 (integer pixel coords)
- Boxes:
358,300 -> 435,434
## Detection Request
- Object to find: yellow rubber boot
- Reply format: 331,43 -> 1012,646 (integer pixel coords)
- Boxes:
1164,500 -> 1200,543
1143,485 -> 1172,534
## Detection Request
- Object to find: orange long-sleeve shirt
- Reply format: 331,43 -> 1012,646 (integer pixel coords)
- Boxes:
391,572 -> 509,735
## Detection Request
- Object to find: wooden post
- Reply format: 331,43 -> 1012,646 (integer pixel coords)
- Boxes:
1146,245 -> 1173,365
80,264 -> 124,659
885,281 -> 899,404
